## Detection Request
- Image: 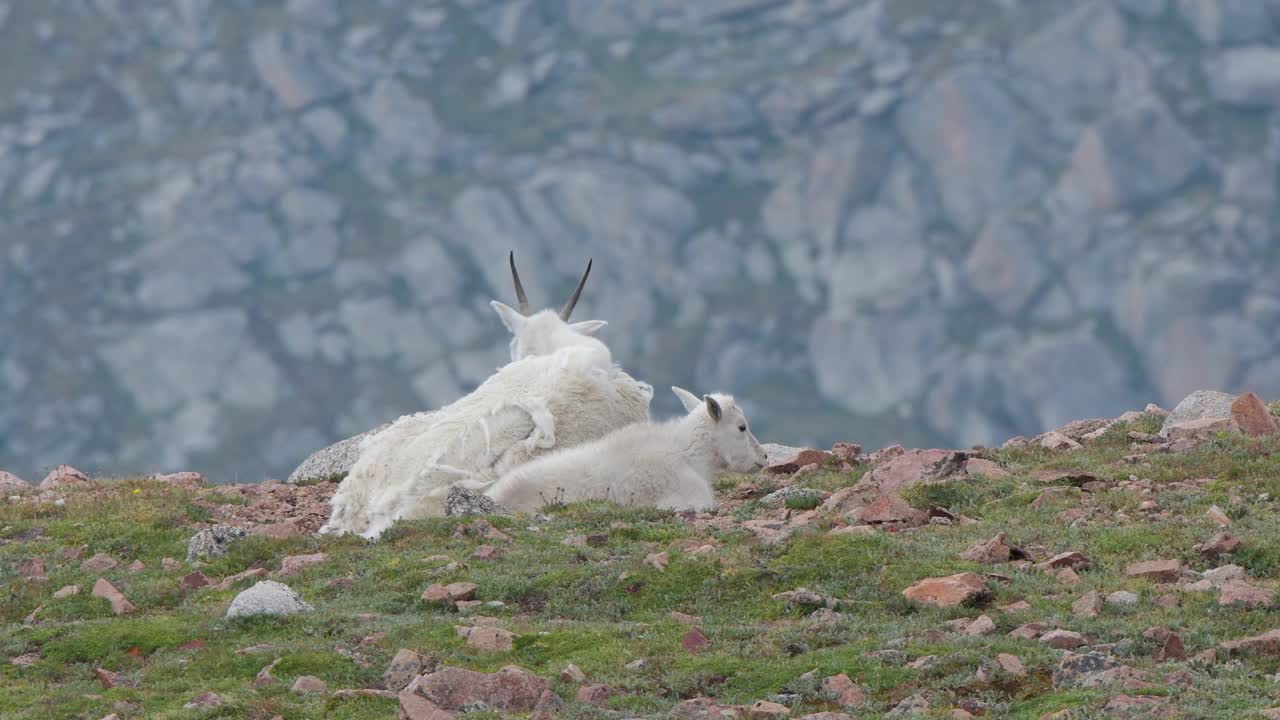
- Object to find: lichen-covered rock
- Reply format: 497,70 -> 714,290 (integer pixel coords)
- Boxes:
186,525 -> 247,562
225,580 -> 315,618
1159,390 -> 1237,437
287,422 -> 392,484
761,485 -> 823,507
384,649 -> 439,692
1053,652 -> 1121,687
445,486 -> 510,517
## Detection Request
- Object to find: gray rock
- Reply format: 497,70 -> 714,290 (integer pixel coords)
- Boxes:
287,422 -> 392,484
1009,2 -> 1132,123
1223,156 -> 1277,210
1112,256 -> 1257,402
1008,329 -> 1145,436
300,107 -> 347,153
1206,47 -> 1280,108
925,351 -> 1035,450
1053,652 -> 1121,688
278,187 -> 342,228
516,161 -> 697,256
858,87 -> 900,116
964,214 -> 1053,317
897,64 -> 1046,231
652,90 -> 759,135
564,0 -> 661,36
226,580 -> 315,619
129,234 -> 252,313
761,486 -> 823,507
887,693 -> 930,716
99,309 -> 253,415
250,30 -> 339,110
763,119 -> 895,249
1177,0 -> 1274,48
491,0 -> 556,47
445,486 -> 510,517
356,78 -> 444,160
827,207 -> 928,308
186,525 -> 247,562
287,0 -> 341,27
1159,390 -> 1237,437
1106,591 -> 1139,607
758,71 -> 861,135
762,443 -> 809,465
810,287 -> 947,416
1113,0 -> 1166,18
384,649 -> 439,692
1055,94 -> 1204,215
1203,564 -> 1246,586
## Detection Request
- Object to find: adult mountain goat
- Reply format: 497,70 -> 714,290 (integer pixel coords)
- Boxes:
319,253 -> 653,539
482,386 -> 768,513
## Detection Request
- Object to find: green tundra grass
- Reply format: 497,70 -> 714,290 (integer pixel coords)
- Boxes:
4,416 -> 1280,719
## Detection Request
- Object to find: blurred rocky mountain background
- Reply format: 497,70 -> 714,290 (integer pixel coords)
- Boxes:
1,0 -> 1278,483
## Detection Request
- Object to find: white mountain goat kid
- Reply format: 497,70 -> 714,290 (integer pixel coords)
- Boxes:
320,254 -> 652,539
482,386 -> 768,513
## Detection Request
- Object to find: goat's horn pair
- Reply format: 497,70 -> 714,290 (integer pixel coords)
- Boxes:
507,251 -> 592,321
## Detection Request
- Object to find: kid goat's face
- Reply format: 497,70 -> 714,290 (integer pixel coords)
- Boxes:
705,395 -> 768,473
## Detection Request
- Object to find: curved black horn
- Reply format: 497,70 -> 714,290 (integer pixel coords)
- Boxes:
508,251 -> 531,314
559,258 -> 592,320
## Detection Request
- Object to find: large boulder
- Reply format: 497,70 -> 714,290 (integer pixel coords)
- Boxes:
287,422 -> 391,484
1159,390 -> 1237,437
1008,2 -> 1133,123
897,64 -> 1047,232
1177,0 -> 1276,48
1206,47 -> 1280,108
1054,94 -> 1204,214
226,580 -> 315,619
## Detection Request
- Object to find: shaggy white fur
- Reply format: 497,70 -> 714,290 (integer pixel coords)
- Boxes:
321,347 -> 651,538
318,253 -> 652,539
482,387 -> 767,513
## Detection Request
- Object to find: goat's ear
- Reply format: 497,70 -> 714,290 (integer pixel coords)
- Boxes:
671,386 -> 701,412
569,320 -> 607,335
703,395 -> 722,422
490,301 -> 525,333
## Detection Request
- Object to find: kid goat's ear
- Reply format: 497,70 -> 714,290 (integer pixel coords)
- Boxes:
671,386 -> 701,412
703,395 -> 722,422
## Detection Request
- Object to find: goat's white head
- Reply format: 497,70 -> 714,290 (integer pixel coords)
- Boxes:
491,252 -> 609,362
672,386 -> 768,473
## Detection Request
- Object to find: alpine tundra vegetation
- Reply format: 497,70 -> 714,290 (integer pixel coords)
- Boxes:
5,395 -> 1280,718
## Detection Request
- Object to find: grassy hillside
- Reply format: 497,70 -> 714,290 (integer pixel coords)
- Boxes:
5,416 -> 1280,718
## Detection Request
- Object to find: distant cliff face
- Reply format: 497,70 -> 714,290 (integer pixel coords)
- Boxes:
1,0 -> 1278,482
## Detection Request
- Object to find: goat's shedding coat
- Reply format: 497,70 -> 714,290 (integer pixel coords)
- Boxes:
320,345 -> 651,538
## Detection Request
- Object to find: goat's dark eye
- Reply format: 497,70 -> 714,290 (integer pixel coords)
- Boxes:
738,425 -> 746,432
